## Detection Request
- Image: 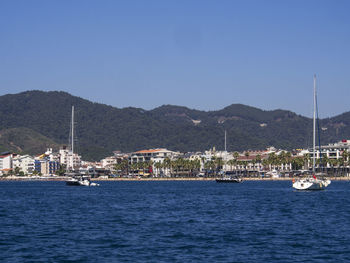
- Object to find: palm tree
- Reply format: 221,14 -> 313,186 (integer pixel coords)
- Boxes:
215,158 -> 224,173
268,153 -> 279,171
200,157 -> 206,172
137,162 -> 144,175
303,153 -> 311,171
321,155 -> 329,173
341,150 -> 349,176
193,159 -> 201,176
329,159 -> 338,176
121,159 -> 129,175
154,161 -> 162,177
227,159 -> 235,171
130,163 -> 138,177
244,151 -> 250,160
254,154 -> 262,171
56,164 -> 66,176
291,156 -> 304,171
284,152 -> 292,171
14,167 -> 21,176
204,160 -> 212,176
233,151 -> 239,160
163,157 -> 171,177
143,161 -> 152,177
184,160 -> 192,177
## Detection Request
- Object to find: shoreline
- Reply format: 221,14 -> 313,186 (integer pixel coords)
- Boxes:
1,176 -> 349,182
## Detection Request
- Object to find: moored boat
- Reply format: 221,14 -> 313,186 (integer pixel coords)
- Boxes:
64,106 -> 99,187
66,175 -> 99,186
292,75 -> 331,191
216,176 -> 243,183
292,175 -> 329,190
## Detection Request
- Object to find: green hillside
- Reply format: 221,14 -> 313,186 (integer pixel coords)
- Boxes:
0,127 -> 61,155
0,90 -> 349,160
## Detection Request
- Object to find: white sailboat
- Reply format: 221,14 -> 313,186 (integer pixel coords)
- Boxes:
293,75 -> 330,190
65,106 -> 99,187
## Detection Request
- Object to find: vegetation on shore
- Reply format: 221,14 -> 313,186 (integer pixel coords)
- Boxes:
0,90 -> 350,160
114,151 -> 350,178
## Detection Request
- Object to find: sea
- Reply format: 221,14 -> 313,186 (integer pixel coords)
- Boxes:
1,180 -> 350,263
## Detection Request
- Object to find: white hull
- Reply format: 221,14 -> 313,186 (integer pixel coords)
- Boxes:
292,178 -> 330,191
292,76 -> 332,191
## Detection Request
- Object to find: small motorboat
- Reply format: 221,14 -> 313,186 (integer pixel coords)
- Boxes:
66,175 -> 99,186
216,176 -> 243,183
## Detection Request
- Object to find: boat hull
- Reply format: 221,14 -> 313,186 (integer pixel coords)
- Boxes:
216,178 -> 243,183
66,180 -> 82,186
292,178 -> 329,191
65,177 -> 99,186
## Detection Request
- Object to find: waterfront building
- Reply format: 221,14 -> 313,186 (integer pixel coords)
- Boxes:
129,148 -> 180,177
307,139 -> 350,163
200,148 -> 234,172
59,146 -> 81,170
299,140 -> 350,174
45,148 -> 60,162
129,148 -> 180,164
230,148 -> 292,172
13,155 -> 35,175
101,156 -> 118,169
34,159 -> 60,175
101,153 -> 129,173
0,153 -> 13,175
188,152 -> 206,171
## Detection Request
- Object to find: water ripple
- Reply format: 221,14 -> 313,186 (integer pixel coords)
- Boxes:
0,181 -> 350,262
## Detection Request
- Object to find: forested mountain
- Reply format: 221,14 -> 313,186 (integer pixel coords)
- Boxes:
0,90 -> 349,160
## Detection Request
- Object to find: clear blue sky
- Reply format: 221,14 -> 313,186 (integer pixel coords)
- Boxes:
1,0 -> 349,118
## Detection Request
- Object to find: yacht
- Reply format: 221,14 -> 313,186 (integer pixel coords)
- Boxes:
64,106 -> 99,187
66,175 -> 99,187
216,176 -> 243,183
216,171 -> 243,183
292,75 -> 331,190
292,174 -> 330,190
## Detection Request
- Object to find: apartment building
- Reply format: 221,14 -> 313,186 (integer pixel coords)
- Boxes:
59,146 -> 81,169
129,148 -> 180,164
34,159 -> 60,175
0,153 -> 13,174
13,155 -> 35,175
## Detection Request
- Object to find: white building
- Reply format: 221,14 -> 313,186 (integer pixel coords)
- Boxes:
59,147 -> 81,170
129,148 -> 180,177
0,153 -> 13,174
130,148 -> 180,164
101,156 -> 118,169
304,139 -> 350,167
13,155 -> 35,175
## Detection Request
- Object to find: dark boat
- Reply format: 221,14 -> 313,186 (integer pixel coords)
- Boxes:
65,175 -> 99,186
215,175 -> 243,183
63,106 -> 99,187
66,177 -> 82,186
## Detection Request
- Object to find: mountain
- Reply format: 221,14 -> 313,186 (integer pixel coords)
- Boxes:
0,127 -> 61,154
0,90 -> 349,160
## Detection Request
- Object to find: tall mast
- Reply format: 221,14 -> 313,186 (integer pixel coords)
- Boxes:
71,105 -> 74,155
313,75 -> 316,173
224,130 -> 227,152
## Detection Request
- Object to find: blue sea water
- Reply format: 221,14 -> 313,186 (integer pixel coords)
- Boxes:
1,181 -> 350,263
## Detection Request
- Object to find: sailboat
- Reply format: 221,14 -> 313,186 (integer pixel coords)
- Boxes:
65,106 -> 99,186
215,130 -> 243,183
292,75 -> 331,190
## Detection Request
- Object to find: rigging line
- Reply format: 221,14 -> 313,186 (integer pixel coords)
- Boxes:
316,83 -> 322,168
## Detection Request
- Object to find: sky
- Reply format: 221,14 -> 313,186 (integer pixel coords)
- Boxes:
0,0 -> 349,118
